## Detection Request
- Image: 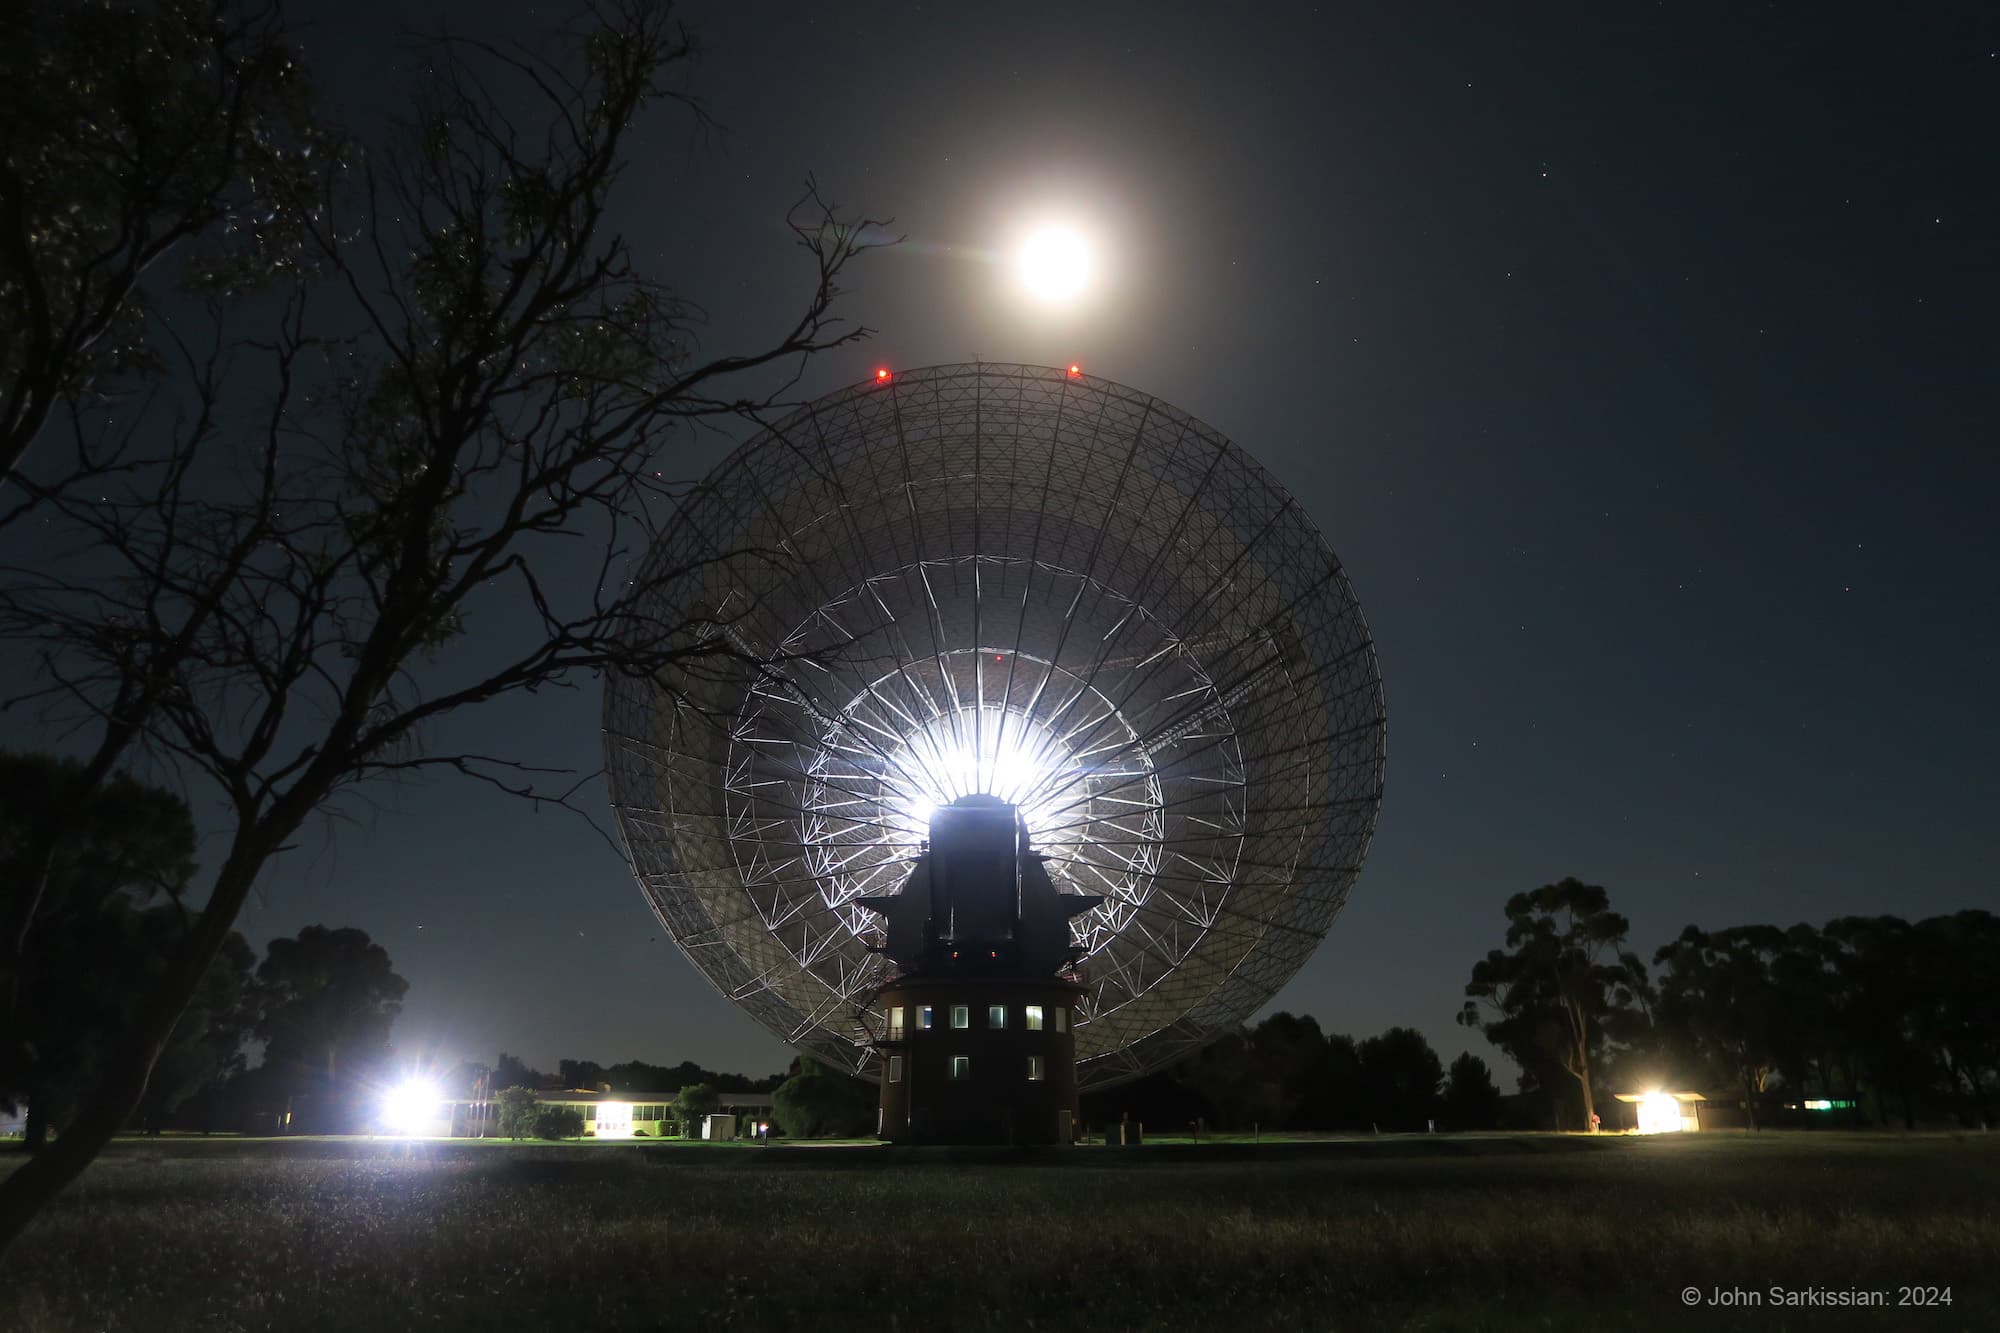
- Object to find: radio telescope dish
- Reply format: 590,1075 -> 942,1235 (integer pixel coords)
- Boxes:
603,363 -> 1385,1089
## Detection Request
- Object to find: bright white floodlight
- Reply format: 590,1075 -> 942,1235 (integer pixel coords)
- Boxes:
382,1078 -> 443,1135
885,708 -> 1068,839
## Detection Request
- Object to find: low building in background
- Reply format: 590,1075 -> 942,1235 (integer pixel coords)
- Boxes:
1614,1090 -> 1707,1133
431,1088 -> 775,1138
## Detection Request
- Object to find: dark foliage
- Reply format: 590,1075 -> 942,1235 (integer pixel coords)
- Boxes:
495,1086 -> 539,1139
1084,1013 -> 1448,1134
1446,880 -> 1998,1130
532,1105 -> 584,1140
493,1053 -> 555,1093
1358,1027 -> 1444,1130
0,752 -> 256,1148
671,1082 -> 721,1134
253,926 -> 407,1133
1639,911 -> 2000,1130
1439,1053 -> 1503,1130
770,1061 -> 874,1138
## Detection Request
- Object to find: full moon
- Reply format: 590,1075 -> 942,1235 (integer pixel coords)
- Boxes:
1016,227 -> 1092,302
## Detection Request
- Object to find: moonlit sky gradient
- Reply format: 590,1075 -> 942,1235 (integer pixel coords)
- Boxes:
184,1 -> 2000,1081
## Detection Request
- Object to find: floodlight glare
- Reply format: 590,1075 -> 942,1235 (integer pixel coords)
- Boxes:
1636,1091 -> 1684,1134
381,1078 -> 442,1135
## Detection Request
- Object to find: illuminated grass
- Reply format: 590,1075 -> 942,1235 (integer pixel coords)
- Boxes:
3,1133 -> 1995,1330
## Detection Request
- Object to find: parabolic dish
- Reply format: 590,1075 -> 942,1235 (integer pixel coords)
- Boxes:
603,363 -> 1385,1089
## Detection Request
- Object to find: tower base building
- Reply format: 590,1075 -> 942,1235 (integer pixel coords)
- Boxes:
860,797 -> 1098,1144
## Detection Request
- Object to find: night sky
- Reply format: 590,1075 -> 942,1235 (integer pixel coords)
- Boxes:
227,1 -> 1998,1082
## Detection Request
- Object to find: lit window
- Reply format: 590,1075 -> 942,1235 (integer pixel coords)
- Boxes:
889,1055 -> 904,1084
1027,1055 -> 1045,1082
951,1005 -> 969,1029
951,1055 -> 970,1080
888,1006 -> 905,1040
919,1005 -> 934,1029
1054,1008 -> 1068,1033
1024,1005 -> 1044,1031
584,1104 -> 596,1120
988,1004 -> 1007,1029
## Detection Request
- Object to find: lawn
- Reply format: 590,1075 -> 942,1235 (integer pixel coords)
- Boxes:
2,1132 -> 1994,1330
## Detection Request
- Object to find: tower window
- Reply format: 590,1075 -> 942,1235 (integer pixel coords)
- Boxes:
888,1006 -> 905,1039
1024,1005 -> 1044,1031
1027,1055 -> 1045,1082
950,1055 -> 970,1080
918,1005 -> 934,1029
950,1005 -> 969,1029
1054,1007 -> 1068,1033
987,1004 -> 1007,1029
888,1055 -> 904,1084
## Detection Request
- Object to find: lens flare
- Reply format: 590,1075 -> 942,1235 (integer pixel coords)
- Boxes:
1636,1091 -> 1684,1134
381,1078 -> 443,1135
884,708 -> 1070,838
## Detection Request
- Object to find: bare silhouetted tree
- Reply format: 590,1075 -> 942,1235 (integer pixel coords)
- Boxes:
0,0 -> 883,1249
1,0 -> 326,482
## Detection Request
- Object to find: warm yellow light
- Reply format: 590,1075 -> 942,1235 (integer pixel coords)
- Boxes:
1017,227 -> 1092,302
1636,1091 -> 1684,1134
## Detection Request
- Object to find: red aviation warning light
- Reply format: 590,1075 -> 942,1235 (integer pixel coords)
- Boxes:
875,367 -> 893,384
1066,363 -> 1083,379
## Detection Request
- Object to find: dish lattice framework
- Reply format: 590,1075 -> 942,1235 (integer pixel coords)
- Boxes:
603,363 -> 1385,1090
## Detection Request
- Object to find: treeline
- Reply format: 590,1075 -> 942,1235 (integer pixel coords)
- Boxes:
472,1055 -> 866,1141
1084,1017 -> 1504,1134
1,752 -> 787,1145
3,754 -> 422,1143
470,1054 -> 785,1098
1459,878 -> 1999,1131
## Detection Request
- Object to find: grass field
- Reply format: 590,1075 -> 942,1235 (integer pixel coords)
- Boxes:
3,1132 -> 1995,1330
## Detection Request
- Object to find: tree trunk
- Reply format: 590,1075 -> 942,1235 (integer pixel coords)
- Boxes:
1572,1041 -> 1595,1130
1943,1055 -> 1986,1131
0,837 -> 272,1255
22,1103 -> 46,1153
1,837 -> 58,1048
1562,999 -> 1595,1132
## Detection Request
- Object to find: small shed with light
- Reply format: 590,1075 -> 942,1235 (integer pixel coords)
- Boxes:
1615,1090 -> 1707,1133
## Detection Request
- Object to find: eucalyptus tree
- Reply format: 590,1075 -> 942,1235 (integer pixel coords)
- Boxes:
1910,910 -> 1999,1127
254,926 -> 408,1130
1458,877 -> 1647,1131
1653,924 -> 1790,1128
